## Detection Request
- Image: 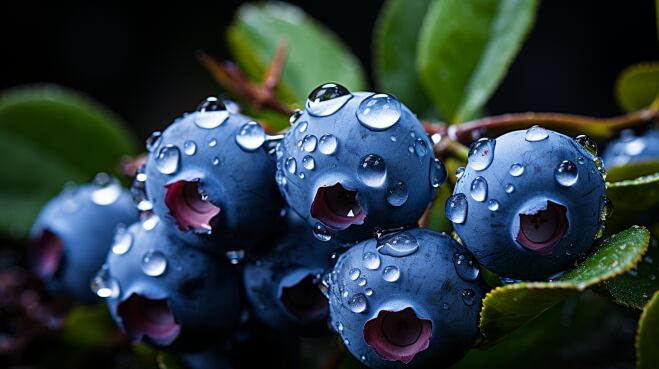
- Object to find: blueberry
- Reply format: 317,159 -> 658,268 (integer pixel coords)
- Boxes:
602,128 -> 659,168
102,215 -> 242,351
29,174 -> 138,303
144,97 -> 283,251
328,228 -> 485,368
449,127 -> 608,279
277,84 -> 445,243
243,210 -> 341,335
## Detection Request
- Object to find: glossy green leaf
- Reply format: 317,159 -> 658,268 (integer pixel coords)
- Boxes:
417,0 -> 538,123
479,226 -> 649,343
606,160 -> 659,182
637,291 -> 659,369
373,0 -> 436,117
0,85 -> 136,238
615,62 -> 659,112
226,2 -> 367,106
600,238 -> 659,310
607,173 -> 659,212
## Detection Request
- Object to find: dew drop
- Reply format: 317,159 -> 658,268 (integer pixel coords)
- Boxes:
446,193 -> 468,224
208,137 -> 217,147
91,173 -> 121,206
306,83 -> 352,117
357,277 -> 367,287
194,97 -> 229,129
525,125 -> 549,142
365,288 -> 373,297
349,268 -> 361,281
575,134 -> 598,155
363,252 -> 381,270
289,109 -> 303,125
358,154 -> 387,187
461,289 -> 476,306
313,223 -> 332,242
470,176 -> 488,202
142,250 -> 167,277
382,265 -> 400,282
302,155 -> 316,170
377,232 -> 419,257
356,93 -> 402,131
452,253 -> 480,281
386,180 -> 408,207
390,135 -> 397,142
183,140 -> 197,156
509,163 -> 524,177
577,157 -> 586,165
155,145 -> 180,175
600,196 -> 614,221
455,167 -> 465,180
505,183 -> 515,194
554,160 -> 578,187
225,250 -> 245,265
285,157 -> 297,174
297,121 -> 308,134
442,303 -> 449,310
487,199 -> 500,211
318,134 -> 338,155
430,158 -> 447,188
212,157 -> 220,166
594,156 -> 607,179
145,131 -> 162,152
236,121 -> 266,151
90,264 -> 120,298
142,215 -> 159,231
111,226 -> 133,255
413,138 -> 428,157
302,135 -> 318,152
347,293 -> 368,313
468,138 -> 496,171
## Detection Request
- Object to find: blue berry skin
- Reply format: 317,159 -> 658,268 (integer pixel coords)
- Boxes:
328,228 -> 485,369
29,175 -> 138,304
276,86 -> 445,243
145,98 -> 283,252
243,210 -> 341,335
602,129 -> 659,168
450,128 -> 607,280
103,216 -> 243,352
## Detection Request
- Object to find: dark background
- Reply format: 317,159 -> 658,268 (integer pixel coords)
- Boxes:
1,0 -> 657,140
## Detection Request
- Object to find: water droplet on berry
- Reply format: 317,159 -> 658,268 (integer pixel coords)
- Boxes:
337,321 -> 344,331
194,97 -> 229,129
289,109 -> 303,125
487,199 -> 500,211
318,134 -> 338,155
575,134 -> 598,155
386,180 -> 408,207
365,288 -> 373,296
505,183 -> 515,194
302,135 -> 318,152
91,173 -> 121,206
452,253 -> 480,281
600,196 -> 613,221
349,268 -> 361,281
430,158 -> 447,188
236,121 -> 266,151
211,157 -> 220,166
357,277 -> 367,286
183,140 -> 197,156
225,250 -> 245,265
470,176 -> 488,202
593,156 -> 607,179
155,145 -> 180,175
390,135 -> 397,142
446,193 -> 468,224
461,289 -> 476,306
142,250 -> 167,277
358,154 -> 387,187
131,169 -> 150,210
111,226 -> 132,255
285,157 -> 297,174
414,138 -> 428,157
382,265 -> 400,282
306,83 -> 352,117
298,172 -> 305,179
468,138 -> 496,171
208,137 -> 217,147
456,167 -> 465,180
356,93 -> 401,131
347,293 -> 368,313
141,214 -> 159,231
313,222 -> 331,242
555,160 -> 578,187
90,264 -> 119,298
578,157 -> 586,164
442,303 -> 449,310
145,131 -> 162,152
302,155 -> 315,170
377,233 -> 419,257
525,125 -> 549,142
509,163 -> 524,177
363,252 -> 381,270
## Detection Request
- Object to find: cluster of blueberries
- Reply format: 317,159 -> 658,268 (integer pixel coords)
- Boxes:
29,82 -> 657,368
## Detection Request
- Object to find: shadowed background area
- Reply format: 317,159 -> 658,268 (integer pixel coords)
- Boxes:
1,0 -> 658,137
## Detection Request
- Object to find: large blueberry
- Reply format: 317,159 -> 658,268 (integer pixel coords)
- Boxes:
449,127 -> 609,280
328,228 -> 485,369
602,128 -> 659,168
101,215 -> 243,351
30,174 -> 138,303
144,97 -> 283,252
243,210 -> 342,335
276,84 -> 445,243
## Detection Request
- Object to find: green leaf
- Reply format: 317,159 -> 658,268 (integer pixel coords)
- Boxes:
226,2 -> 367,106
606,160 -> 659,182
373,0 -> 436,117
58,303 -> 117,348
615,62 -> 659,112
417,0 -> 538,123
157,352 -> 188,369
637,291 -> 659,369
479,226 -> 649,343
607,173 -> 659,213
600,238 -> 659,310
0,85 -> 136,238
